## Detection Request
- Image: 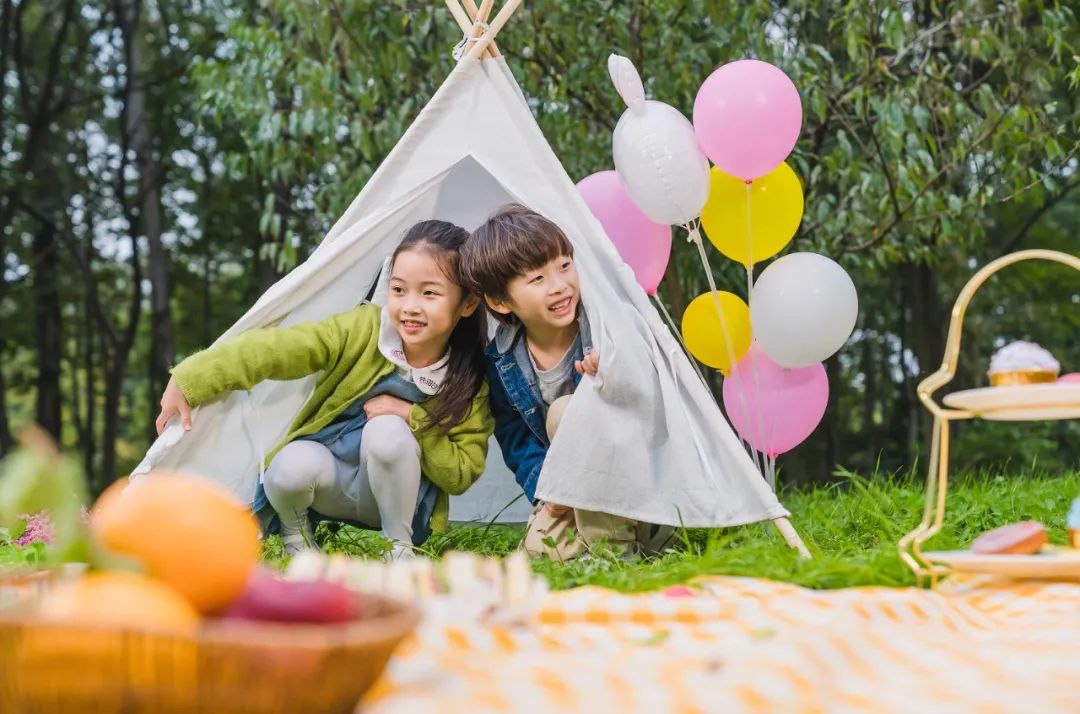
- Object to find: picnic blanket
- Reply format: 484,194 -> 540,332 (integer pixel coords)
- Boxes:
363,576 -> 1080,713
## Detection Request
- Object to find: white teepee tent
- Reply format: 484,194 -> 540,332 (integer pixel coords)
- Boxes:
131,0 -> 807,553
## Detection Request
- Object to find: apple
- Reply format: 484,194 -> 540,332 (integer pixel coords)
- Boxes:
222,568 -> 360,624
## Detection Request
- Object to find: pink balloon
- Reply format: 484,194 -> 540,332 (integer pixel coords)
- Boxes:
693,60 -> 802,181
576,170 -> 672,296
722,344 -> 828,457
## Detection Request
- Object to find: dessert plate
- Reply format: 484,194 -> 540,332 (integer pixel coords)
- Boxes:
942,383 -> 1080,420
924,547 -> 1080,580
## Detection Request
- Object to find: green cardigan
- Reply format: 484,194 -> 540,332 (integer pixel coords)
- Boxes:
170,303 -> 494,534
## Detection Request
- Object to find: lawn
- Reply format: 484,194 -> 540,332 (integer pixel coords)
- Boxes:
272,468 -> 1080,592
7,469 -> 1076,592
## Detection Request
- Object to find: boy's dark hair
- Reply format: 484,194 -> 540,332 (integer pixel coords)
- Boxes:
391,220 -> 486,435
461,204 -> 575,309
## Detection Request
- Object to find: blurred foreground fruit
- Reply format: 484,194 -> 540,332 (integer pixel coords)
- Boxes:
37,571 -> 199,634
90,472 -> 260,614
222,569 -> 360,624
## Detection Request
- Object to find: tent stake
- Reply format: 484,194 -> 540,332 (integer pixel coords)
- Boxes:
774,516 -> 811,558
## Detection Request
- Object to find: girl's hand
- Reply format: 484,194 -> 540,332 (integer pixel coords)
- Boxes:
156,377 -> 193,435
363,395 -> 413,422
574,349 -> 599,377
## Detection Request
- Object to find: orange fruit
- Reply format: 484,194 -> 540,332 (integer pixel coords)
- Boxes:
38,571 -> 200,634
90,471 -> 261,615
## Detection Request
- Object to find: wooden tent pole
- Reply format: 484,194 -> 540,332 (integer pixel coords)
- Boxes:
774,517 -> 811,558
475,0 -> 495,23
446,0 -> 498,60
462,0 -> 501,57
465,0 -> 522,60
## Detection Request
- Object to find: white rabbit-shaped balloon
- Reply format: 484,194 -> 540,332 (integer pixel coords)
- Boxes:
609,54 -> 710,226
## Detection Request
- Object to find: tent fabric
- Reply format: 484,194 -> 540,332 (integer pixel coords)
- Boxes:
131,57 -> 788,528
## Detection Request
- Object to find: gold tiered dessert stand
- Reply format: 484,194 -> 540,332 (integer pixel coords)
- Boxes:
898,249 -> 1080,586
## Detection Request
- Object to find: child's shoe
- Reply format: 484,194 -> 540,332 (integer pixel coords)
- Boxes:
280,517 -> 318,557
384,540 -> 416,562
281,532 -> 319,557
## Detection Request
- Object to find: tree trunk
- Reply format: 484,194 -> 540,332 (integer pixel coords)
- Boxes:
100,351 -> 127,489
821,353 -> 840,482
202,253 -> 214,347
902,259 -> 946,468
862,333 -> 878,464
0,341 -> 12,454
79,271 -> 97,481
69,342 -> 84,451
115,0 -> 174,439
32,223 -> 62,440
2,0 -> 80,449
0,1 -> 11,454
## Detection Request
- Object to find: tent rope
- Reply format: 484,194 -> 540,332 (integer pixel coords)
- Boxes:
452,21 -> 489,60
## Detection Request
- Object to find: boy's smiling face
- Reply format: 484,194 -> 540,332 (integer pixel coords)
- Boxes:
486,255 -> 579,332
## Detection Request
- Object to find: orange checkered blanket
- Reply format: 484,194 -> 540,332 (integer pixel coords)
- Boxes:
364,576 -> 1080,713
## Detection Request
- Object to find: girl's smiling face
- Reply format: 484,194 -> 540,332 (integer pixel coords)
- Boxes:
387,247 -> 479,365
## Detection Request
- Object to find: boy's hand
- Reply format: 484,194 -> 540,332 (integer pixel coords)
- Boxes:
574,349 -> 599,377
544,502 -> 570,518
364,395 -> 414,422
156,376 -> 193,435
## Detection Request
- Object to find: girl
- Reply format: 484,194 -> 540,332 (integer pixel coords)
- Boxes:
155,221 -> 493,558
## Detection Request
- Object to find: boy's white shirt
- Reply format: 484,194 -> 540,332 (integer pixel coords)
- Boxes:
377,306 -> 449,396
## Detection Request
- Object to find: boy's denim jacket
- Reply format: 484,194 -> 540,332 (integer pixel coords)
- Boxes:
484,310 -> 592,503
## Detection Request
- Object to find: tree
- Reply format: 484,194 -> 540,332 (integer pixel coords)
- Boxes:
114,0 -> 175,440
2,0 -> 1077,486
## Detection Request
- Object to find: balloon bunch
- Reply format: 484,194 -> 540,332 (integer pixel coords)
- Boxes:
577,55 -> 859,483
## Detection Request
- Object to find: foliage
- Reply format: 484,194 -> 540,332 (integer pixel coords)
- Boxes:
1,1 -> 1078,486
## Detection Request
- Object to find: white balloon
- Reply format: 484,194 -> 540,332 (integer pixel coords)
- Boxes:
750,252 -> 858,368
608,54 -> 710,226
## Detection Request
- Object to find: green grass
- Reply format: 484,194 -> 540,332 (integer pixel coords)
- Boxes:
282,468 -> 1080,592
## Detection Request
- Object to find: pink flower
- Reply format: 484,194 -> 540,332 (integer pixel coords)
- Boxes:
14,511 -> 55,546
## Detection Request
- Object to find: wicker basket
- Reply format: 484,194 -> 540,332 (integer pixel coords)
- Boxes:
0,591 -> 419,714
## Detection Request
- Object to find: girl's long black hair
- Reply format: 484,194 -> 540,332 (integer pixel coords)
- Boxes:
391,220 -> 487,434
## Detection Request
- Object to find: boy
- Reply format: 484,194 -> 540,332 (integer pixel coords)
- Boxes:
463,204 -> 667,561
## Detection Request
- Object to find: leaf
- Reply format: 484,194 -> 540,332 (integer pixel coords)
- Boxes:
810,44 -> 834,63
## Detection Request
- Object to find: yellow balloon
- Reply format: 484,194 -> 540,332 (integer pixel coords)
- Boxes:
700,162 -> 804,266
681,291 -> 752,373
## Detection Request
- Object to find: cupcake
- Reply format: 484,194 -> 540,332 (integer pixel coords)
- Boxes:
987,341 -> 1060,386
1068,498 -> 1080,549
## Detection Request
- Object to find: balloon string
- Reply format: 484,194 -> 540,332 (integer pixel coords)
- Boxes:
686,221 -> 757,461
652,293 -> 711,391
688,221 -> 739,379
745,182 -> 754,304
743,180 -> 773,482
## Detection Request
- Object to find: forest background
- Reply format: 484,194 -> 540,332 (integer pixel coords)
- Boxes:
2,0 -> 1078,495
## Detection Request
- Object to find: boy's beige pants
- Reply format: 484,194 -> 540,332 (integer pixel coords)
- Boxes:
522,395 -> 675,562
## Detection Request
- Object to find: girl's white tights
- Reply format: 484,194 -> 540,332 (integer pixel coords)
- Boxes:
263,415 -> 422,553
